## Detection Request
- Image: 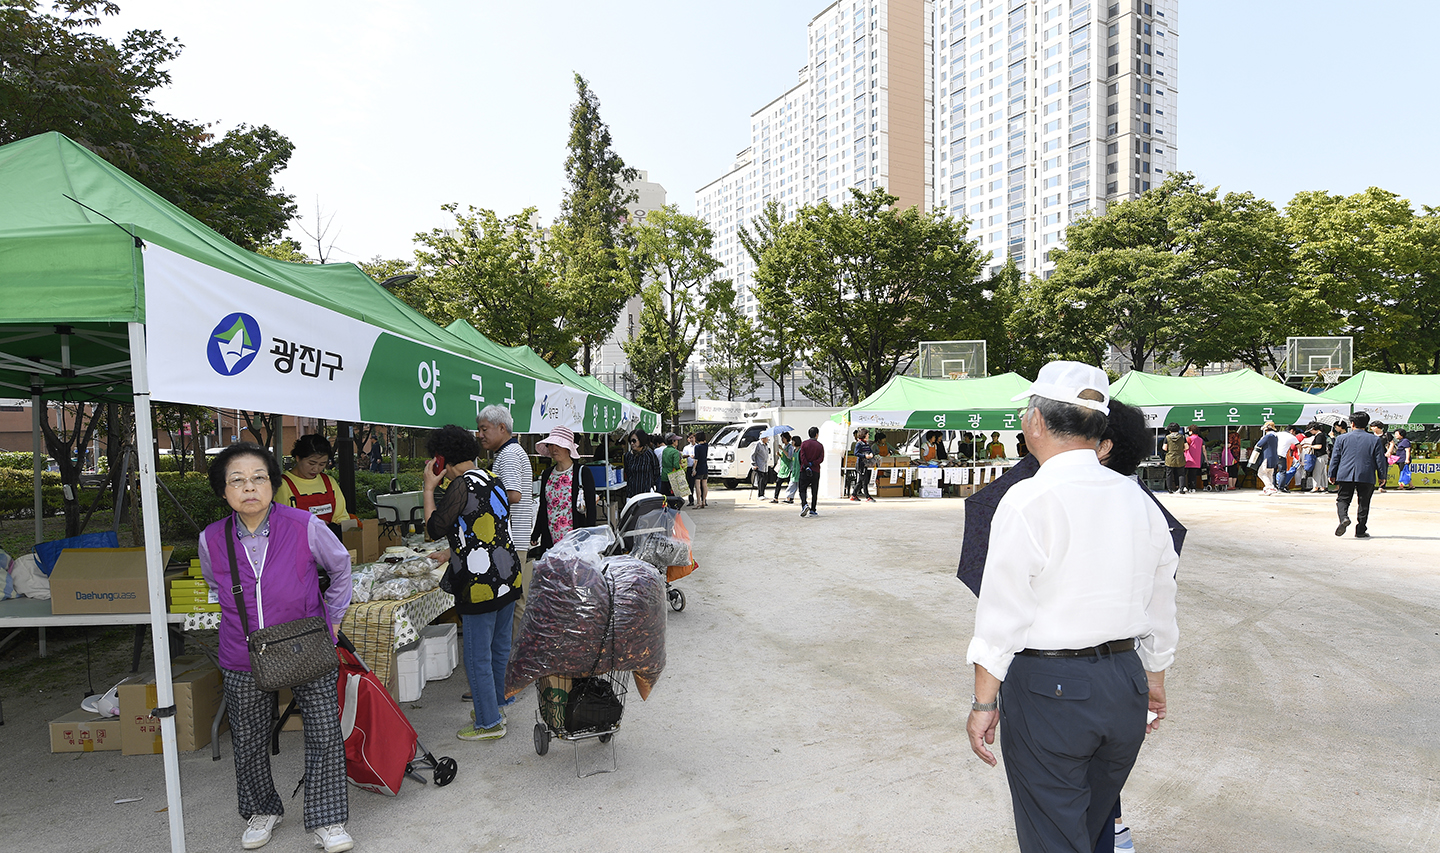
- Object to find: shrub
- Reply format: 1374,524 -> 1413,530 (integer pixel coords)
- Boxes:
0,452 -> 48,471
0,468 -> 64,516
154,472 -> 228,539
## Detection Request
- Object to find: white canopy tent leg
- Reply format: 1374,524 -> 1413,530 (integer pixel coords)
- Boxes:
128,321 -> 187,853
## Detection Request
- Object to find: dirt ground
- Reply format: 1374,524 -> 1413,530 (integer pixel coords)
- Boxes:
1,484 -> 1437,853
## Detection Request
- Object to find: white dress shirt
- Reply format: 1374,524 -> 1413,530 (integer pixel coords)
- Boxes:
966,449 -> 1179,681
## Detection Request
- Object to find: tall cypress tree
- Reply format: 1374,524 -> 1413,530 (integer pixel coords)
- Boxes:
554,73 -> 638,374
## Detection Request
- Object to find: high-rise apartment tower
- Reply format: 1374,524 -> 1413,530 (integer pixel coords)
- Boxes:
934,0 -> 1179,277
698,0 -> 1179,294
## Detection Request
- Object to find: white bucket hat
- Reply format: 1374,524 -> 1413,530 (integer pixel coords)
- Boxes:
536,426 -> 589,459
1011,360 -> 1111,413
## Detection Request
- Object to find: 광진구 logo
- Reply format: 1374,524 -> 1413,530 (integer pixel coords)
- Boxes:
207,313 -> 262,376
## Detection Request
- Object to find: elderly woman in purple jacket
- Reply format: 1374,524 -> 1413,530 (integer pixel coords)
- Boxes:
198,443 -> 354,853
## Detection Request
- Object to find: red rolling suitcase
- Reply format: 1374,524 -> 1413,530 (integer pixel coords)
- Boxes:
336,641 -> 456,795
1209,463 -> 1230,491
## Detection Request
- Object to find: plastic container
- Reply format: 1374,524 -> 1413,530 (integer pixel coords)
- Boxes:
420,623 -> 457,681
395,640 -> 426,702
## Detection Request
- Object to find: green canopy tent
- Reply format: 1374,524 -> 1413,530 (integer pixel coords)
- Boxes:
831,373 -> 1036,432
553,364 -> 661,434
0,131 -> 626,851
1317,371 -> 1440,425
1108,369 -> 1350,429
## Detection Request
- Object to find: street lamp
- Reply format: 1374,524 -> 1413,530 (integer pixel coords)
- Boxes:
379,274 -> 417,289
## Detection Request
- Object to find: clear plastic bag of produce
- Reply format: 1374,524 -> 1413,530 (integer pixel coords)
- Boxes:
506,528 -> 666,700
630,508 -> 694,570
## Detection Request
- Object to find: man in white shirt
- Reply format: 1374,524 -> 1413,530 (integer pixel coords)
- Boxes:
966,361 -> 1179,853
1273,424 -> 1301,490
477,405 -> 535,642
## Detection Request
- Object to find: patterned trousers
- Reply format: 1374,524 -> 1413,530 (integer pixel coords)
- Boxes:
222,668 -> 348,830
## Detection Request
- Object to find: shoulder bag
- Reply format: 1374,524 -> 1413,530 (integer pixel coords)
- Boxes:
226,516 -> 337,692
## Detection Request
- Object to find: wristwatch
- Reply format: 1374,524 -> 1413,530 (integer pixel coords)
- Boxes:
971,695 -> 998,712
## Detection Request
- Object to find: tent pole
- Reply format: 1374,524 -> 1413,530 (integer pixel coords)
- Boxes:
128,322 -> 187,853
31,381 -> 43,545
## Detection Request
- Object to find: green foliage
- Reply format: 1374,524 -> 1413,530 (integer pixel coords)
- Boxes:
1033,173 -> 1327,375
154,472 -> 226,538
621,309 -> 675,421
553,73 -> 639,373
0,452 -> 46,470
625,205 -> 729,429
751,188 -> 987,404
702,292 -> 761,402
738,201 -> 804,404
409,205 -> 577,365
0,468 -> 62,516
1287,188 -> 1440,374
0,0 -> 296,247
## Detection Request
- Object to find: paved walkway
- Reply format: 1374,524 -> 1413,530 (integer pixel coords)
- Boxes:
3,486 -> 1436,852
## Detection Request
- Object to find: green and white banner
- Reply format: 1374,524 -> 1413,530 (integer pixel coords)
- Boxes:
1130,402 -> 1350,429
144,245 -> 631,433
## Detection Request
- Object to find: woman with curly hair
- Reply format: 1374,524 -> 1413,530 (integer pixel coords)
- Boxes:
422,425 -> 520,742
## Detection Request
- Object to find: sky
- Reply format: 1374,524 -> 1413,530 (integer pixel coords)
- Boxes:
95,0 -> 1440,264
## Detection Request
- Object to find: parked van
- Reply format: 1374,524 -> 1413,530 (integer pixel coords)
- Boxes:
706,422 -> 769,489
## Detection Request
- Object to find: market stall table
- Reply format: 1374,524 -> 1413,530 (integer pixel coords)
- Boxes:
0,597 -> 186,723
183,584 -> 453,688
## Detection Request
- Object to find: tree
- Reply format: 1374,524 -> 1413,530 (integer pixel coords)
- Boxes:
154,404 -> 213,474
0,1 -> 297,247
753,188 -> 987,404
621,310 -> 672,420
553,73 -> 639,374
409,204 -> 577,365
1287,188 -> 1440,373
625,206 -> 728,431
702,290 -> 761,402
975,260 -> 1049,379
739,201 -> 803,405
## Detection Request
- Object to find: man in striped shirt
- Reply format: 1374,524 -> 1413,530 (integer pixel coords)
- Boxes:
477,405 -> 535,640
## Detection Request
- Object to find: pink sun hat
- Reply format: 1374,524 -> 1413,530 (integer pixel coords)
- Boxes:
535,425 -> 589,458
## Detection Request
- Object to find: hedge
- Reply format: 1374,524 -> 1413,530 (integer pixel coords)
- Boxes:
0,468 -> 63,516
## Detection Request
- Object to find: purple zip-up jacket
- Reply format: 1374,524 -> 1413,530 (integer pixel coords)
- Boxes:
200,503 -> 351,672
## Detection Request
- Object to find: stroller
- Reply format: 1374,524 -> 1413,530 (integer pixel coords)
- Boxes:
615,492 -> 695,612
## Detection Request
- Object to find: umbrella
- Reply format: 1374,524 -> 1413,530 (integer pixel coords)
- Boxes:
761,424 -> 795,437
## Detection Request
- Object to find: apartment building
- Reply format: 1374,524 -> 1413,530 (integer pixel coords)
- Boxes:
934,0 -> 1179,277
697,0 -> 934,326
699,0 -> 1179,290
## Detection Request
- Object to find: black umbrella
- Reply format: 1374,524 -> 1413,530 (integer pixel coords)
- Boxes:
956,457 -> 1186,596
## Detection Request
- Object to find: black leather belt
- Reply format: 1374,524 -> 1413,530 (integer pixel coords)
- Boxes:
1017,638 -> 1135,658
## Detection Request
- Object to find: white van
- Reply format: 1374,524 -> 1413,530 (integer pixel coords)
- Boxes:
705,422 -> 769,489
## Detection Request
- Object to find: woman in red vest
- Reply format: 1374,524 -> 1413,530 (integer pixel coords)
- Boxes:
274,434 -> 351,533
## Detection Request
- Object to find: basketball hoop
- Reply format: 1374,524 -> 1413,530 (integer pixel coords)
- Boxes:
947,371 -> 970,380
1315,366 -> 1343,386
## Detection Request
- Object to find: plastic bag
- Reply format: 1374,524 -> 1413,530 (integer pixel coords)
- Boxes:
631,508 -> 694,571
369,575 -> 436,601
506,544 -> 666,700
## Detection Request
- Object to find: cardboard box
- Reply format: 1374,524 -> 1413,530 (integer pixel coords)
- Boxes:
168,602 -> 220,614
49,715 -> 123,753
342,519 -> 381,564
377,525 -> 405,551
119,656 -> 226,754
49,547 -> 174,615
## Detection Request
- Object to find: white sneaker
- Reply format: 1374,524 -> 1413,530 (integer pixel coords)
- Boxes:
242,814 -> 281,850
313,823 -> 354,853
1114,824 -> 1135,852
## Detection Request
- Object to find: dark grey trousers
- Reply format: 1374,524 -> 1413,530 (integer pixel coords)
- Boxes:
223,668 -> 348,830
1335,481 -> 1375,534
999,650 -> 1149,853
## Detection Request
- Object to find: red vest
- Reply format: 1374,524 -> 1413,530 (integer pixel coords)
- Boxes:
282,473 -> 337,522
